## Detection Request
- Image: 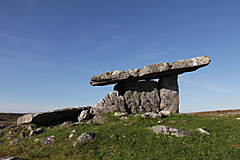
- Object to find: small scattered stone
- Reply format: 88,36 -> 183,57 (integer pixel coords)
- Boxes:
110,134 -> 115,138
149,125 -> 192,137
237,118 -> 240,120
69,134 -> 74,139
48,126 -> 53,129
60,121 -> 73,128
40,135 -> 54,146
158,120 -> 163,123
160,111 -> 172,115
119,117 -> 129,120
8,138 -> 20,146
86,121 -> 97,125
78,110 -> 90,122
29,128 -> 42,138
73,132 -> 95,146
141,112 -> 162,119
114,112 -> 127,116
34,138 -> 39,142
197,128 -> 210,135
211,118 -> 218,120
71,130 -> 77,133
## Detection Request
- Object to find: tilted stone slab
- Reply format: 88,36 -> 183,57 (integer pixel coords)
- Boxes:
90,91 -> 126,115
90,56 -> 210,86
17,107 -> 84,126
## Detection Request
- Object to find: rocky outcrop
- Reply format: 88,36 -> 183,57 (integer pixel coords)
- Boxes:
90,56 -> 210,86
91,56 -> 211,114
73,132 -> 95,146
17,107 -> 85,126
149,125 -> 192,137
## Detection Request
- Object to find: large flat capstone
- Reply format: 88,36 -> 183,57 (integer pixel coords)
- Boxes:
17,107 -> 84,125
90,56 -> 211,86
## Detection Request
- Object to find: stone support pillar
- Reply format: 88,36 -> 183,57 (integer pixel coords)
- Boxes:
159,74 -> 179,113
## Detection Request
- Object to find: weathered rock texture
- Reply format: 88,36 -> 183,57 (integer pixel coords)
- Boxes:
149,125 -> 192,137
90,56 -> 210,86
40,135 -> 55,146
115,80 -> 160,114
159,74 -> 179,113
73,132 -> 95,146
91,56 -> 211,114
91,91 -> 126,115
17,107 -> 85,126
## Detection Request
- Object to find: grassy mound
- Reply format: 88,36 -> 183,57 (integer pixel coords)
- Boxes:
0,112 -> 240,159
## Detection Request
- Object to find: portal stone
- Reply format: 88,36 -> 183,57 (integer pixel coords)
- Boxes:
159,74 -> 179,113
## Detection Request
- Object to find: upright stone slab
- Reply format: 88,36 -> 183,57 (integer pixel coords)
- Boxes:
91,91 -> 126,115
114,80 -> 160,114
159,74 -> 179,113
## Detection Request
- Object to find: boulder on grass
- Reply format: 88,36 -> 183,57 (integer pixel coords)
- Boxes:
17,107 -> 85,126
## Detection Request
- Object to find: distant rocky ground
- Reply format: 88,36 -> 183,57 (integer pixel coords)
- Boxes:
0,113 -> 25,128
1,109 -> 240,128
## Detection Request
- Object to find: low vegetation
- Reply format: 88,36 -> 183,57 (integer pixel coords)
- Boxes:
0,112 -> 240,159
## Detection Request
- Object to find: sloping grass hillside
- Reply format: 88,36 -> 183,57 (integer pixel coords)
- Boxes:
0,112 -> 240,159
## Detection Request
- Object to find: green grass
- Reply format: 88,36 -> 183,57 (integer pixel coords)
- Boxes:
0,113 -> 240,159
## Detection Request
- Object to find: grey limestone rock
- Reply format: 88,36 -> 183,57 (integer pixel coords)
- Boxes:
17,107 -> 84,126
149,125 -> 192,137
91,91 -> 126,115
90,56 -> 210,86
159,74 -> 179,113
73,132 -> 95,146
114,80 -> 160,114
141,112 -> 162,119
78,107 -> 92,122
40,135 -> 54,146
93,115 -> 108,124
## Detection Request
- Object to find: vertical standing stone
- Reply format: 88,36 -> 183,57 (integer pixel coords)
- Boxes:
159,74 -> 179,113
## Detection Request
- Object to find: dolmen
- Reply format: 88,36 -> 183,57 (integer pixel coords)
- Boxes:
17,56 -> 210,126
90,56 -> 211,115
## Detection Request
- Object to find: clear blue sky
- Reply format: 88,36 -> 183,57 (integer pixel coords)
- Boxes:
1,0 -> 240,113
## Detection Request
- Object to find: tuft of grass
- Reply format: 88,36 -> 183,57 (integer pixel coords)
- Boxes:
0,112 -> 240,159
